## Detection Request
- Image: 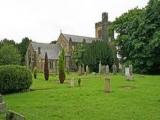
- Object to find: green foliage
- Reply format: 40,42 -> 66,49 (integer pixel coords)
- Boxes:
74,41 -> 116,72
112,0 -> 160,74
0,39 -> 16,48
58,49 -> 65,83
73,41 -> 86,66
44,52 -> 49,80
18,37 -> 31,65
0,44 -> 21,65
0,65 -> 32,94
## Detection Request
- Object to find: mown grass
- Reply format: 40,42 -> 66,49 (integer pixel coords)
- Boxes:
1,73 -> 160,120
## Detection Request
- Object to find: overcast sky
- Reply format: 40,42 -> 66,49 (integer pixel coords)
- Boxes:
0,0 -> 149,43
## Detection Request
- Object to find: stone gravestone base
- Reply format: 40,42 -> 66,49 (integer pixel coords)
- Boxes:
104,77 -> 111,93
6,110 -> 25,120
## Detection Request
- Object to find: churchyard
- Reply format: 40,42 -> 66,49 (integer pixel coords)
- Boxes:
1,72 -> 160,120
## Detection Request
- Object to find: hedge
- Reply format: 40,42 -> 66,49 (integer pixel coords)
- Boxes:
0,65 -> 32,94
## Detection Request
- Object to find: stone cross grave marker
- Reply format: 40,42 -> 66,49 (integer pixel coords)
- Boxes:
6,110 -> 25,120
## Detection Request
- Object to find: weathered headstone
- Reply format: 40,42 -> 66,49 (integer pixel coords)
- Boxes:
6,110 -> 25,120
125,67 -> 132,80
0,102 -> 6,113
104,76 -> 111,93
106,65 -> 109,74
78,78 -> 81,87
86,65 -> 89,74
112,64 -> 117,74
101,65 -> 106,74
99,61 -> 102,74
70,79 -> 75,87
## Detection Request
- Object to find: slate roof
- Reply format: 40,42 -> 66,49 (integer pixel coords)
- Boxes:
62,34 -> 97,43
31,42 -> 61,59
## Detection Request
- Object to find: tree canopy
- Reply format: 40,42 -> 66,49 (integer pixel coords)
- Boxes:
112,0 -> 160,74
0,44 -> 21,65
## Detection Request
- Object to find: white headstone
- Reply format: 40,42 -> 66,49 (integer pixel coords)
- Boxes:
99,61 -> 102,73
0,102 -> 6,113
106,65 -> 109,74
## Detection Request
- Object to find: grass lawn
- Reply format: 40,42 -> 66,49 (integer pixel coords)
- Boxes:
1,73 -> 160,120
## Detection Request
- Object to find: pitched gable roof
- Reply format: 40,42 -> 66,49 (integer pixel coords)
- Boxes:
62,33 -> 96,43
31,42 -> 61,59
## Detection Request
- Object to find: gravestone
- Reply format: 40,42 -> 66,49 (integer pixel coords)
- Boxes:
101,65 -> 106,74
99,61 -> 102,74
112,64 -> 117,74
125,67 -> 132,80
86,65 -> 89,74
6,110 -> 25,120
104,77 -> 111,93
78,78 -> 81,87
0,94 -> 6,113
70,79 -> 75,87
106,65 -> 109,75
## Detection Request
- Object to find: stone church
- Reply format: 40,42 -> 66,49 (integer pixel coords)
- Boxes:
25,12 -> 113,73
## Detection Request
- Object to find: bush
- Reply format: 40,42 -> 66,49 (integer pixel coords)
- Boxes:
59,49 -> 65,84
0,65 -> 32,94
44,52 -> 49,80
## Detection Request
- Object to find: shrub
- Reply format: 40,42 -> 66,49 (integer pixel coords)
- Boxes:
0,65 -> 32,94
58,49 -> 65,83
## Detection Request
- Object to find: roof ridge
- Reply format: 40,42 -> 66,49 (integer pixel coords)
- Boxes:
63,33 -> 95,39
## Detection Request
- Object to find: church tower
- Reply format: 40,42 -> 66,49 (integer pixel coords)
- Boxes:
95,12 -> 113,41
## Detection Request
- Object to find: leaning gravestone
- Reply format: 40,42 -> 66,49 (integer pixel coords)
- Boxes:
6,110 -> 25,120
112,64 -> 117,74
104,76 -> 111,93
106,65 -> 109,75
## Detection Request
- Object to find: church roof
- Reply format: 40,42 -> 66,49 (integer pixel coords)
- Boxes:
31,42 -> 61,59
62,33 -> 97,43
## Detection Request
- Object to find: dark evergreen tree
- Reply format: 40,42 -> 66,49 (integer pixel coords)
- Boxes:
44,52 -> 49,80
58,49 -> 65,83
